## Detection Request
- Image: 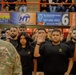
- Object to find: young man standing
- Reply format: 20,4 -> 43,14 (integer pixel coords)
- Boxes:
65,28 -> 76,75
34,29 -> 73,75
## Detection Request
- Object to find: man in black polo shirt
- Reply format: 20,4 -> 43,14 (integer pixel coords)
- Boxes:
31,28 -> 49,75
65,28 -> 76,75
34,29 -> 73,75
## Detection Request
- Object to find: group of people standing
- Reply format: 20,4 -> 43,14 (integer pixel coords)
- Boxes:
0,24 -> 76,75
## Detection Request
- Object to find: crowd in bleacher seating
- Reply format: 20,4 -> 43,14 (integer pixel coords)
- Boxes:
0,0 -> 27,12
0,0 -> 76,12
41,0 -> 76,12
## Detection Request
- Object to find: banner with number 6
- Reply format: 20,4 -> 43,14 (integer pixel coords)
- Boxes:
62,13 -> 69,26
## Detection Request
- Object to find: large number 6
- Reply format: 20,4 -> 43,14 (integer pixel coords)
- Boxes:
62,14 -> 69,25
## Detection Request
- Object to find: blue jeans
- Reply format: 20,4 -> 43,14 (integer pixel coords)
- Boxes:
49,5 -> 57,12
57,6 -> 65,12
66,6 -> 75,12
71,6 -> 75,12
19,5 -> 27,12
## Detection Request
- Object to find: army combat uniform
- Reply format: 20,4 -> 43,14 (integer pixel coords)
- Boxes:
0,40 -> 22,75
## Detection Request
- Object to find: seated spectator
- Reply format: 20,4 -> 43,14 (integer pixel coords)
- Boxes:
5,0 -> 17,11
4,4 -> 9,11
19,0 -> 27,12
65,0 -> 75,12
57,0 -> 66,12
15,5 -> 19,11
49,0 -> 58,12
40,0 -> 50,12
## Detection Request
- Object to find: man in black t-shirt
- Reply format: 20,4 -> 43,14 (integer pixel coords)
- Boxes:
65,28 -> 76,75
31,28 -> 49,75
34,29 -> 73,75
7,26 -> 18,48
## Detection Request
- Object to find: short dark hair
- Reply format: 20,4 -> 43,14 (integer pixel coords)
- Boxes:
5,28 -> 10,32
10,26 -> 17,29
19,24 -> 26,29
51,29 -> 61,35
38,28 -> 46,33
72,28 -> 76,32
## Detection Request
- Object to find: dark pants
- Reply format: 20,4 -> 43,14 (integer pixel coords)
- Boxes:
23,71 -> 32,75
44,72 -> 64,75
23,68 -> 32,75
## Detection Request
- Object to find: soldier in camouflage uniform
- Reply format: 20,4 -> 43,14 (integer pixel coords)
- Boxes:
0,39 -> 22,75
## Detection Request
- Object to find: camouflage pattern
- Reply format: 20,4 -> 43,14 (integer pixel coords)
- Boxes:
0,40 -> 22,75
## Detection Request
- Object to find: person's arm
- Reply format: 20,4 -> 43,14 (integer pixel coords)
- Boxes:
64,58 -> 73,75
68,0 -> 74,8
34,43 -> 41,57
64,44 -> 74,75
34,36 -> 45,57
33,59 -> 37,75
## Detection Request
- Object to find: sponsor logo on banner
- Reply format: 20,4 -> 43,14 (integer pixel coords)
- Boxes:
11,12 -> 36,25
37,12 -> 69,26
18,13 -> 30,24
0,12 -> 10,24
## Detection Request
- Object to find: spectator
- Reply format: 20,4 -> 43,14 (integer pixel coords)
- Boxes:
18,24 -> 26,34
40,0 -> 50,12
49,0 -> 58,12
4,4 -> 9,11
5,28 -> 10,40
19,0 -> 27,12
5,0 -> 17,11
65,0 -> 75,12
57,0 -> 66,12
15,5 -> 19,11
